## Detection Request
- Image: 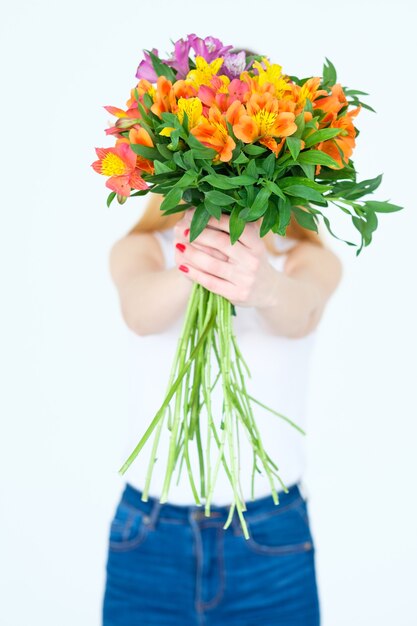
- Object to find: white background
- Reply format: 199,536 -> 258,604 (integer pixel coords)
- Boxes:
1,0 -> 416,624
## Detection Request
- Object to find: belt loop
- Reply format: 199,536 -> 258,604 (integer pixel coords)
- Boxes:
145,497 -> 162,530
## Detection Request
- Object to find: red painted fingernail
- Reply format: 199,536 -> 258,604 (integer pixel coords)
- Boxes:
176,243 -> 186,252
184,228 -> 190,237
179,265 -> 189,273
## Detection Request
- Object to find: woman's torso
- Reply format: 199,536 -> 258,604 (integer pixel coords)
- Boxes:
122,227 -> 317,505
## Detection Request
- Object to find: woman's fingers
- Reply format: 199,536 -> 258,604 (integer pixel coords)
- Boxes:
173,223 -> 228,261
174,241 -> 238,284
176,262 -> 237,302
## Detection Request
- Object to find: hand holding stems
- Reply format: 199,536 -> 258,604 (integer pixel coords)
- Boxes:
173,208 -> 279,309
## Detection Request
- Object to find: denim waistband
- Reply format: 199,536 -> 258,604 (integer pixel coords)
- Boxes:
121,481 -> 304,530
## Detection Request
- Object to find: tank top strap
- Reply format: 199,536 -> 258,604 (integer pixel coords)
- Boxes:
153,228 -> 175,267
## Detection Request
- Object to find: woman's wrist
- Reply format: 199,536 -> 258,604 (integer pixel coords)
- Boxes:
254,266 -> 323,337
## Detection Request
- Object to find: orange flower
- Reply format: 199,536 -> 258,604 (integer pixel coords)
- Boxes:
150,76 -> 177,117
314,83 -> 348,126
198,76 -> 250,113
173,80 -> 198,99
231,92 -> 297,156
317,106 -> 361,171
288,77 -> 328,114
126,79 -> 156,109
128,126 -> 155,174
91,140 -> 149,197
191,106 -> 236,163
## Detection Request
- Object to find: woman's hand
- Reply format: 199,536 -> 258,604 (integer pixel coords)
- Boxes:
173,209 -> 278,308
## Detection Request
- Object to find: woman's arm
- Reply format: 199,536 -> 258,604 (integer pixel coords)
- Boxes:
254,241 -> 343,337
109,232 -> 193,335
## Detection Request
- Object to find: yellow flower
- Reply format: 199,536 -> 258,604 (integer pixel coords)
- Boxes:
186,56 -> 227,88
159,97 -> 204,137
250,57 -> 291,98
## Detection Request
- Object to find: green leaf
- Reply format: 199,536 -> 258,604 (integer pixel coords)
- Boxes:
298,150 -> 340,168
240,187 -> 271,221
154,160 -> 175,175
299,163 -> 316,180
173,151 -> 187,170
276,196 -> 291,235
362,200 -> 403,213
320,214 -> 356,247
284,184 -> 327,204
264,180 -> 286,199
190,204 -> 211,241
160,112 -> 181,126
304,128 -> 343,148
187,134 -> 218,159
231,175 -> 257,186
201,174 -> 256,190
204,190 -> 235,206
245,159 -> 259,179
243,144 -> 267,156
233,152 -> 250,164
262,152 -> 276,178
352,210 -> 378,246
160,187 -> 183,212
316,163 -> 356,182
292,206 -> 318,232
146,50 -> 176,82
204,198 -> 222,220
161,203 -> 189,216
173,170 -> 198,188
329,174 -> 383,201
106,191 -> 116,207
322,57 -> 337,88
183,150 -> 198,171
156,144 -> 175,160
260,201 -> 279,237
286,136 -> 302,161
294,111 -> 305,139
279,177 -> 331,191
229,205 -> 246,244
130,144 -> 159,160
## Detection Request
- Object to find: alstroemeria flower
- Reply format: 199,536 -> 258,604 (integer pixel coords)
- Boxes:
165,37 -> 193,79
150,76 -> 176,117
135,48 -> 159,82
289,77 -> 328,114
198,77 -> 250,113
191,106 -> 236,162
186,56 -> 228,89
128,127 -> 155,174
249,57 -> 292,99
230,92 -> 297,156
91,141 -> 149,197
159,97 -> 204,137
221,51 -> 247,80
188,34 -> 233,63
314,83 -> 349,125
316,106 -> 361,171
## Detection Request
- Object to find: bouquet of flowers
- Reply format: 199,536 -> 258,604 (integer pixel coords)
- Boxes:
92,34 -> 402,538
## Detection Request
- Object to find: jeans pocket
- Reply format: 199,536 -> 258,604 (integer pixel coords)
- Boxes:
108,499 -> 150,553
244,498 -> 314,556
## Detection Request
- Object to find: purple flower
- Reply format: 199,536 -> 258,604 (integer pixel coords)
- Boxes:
135,48 -> 159,82
189,34 -> 233,63
165,37 -> 193,79
221,51 -> 248,80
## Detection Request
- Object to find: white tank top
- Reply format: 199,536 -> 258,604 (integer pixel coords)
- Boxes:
122,227 -> 317,505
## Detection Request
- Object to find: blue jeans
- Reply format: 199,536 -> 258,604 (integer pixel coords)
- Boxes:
102,482 -> 320,626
